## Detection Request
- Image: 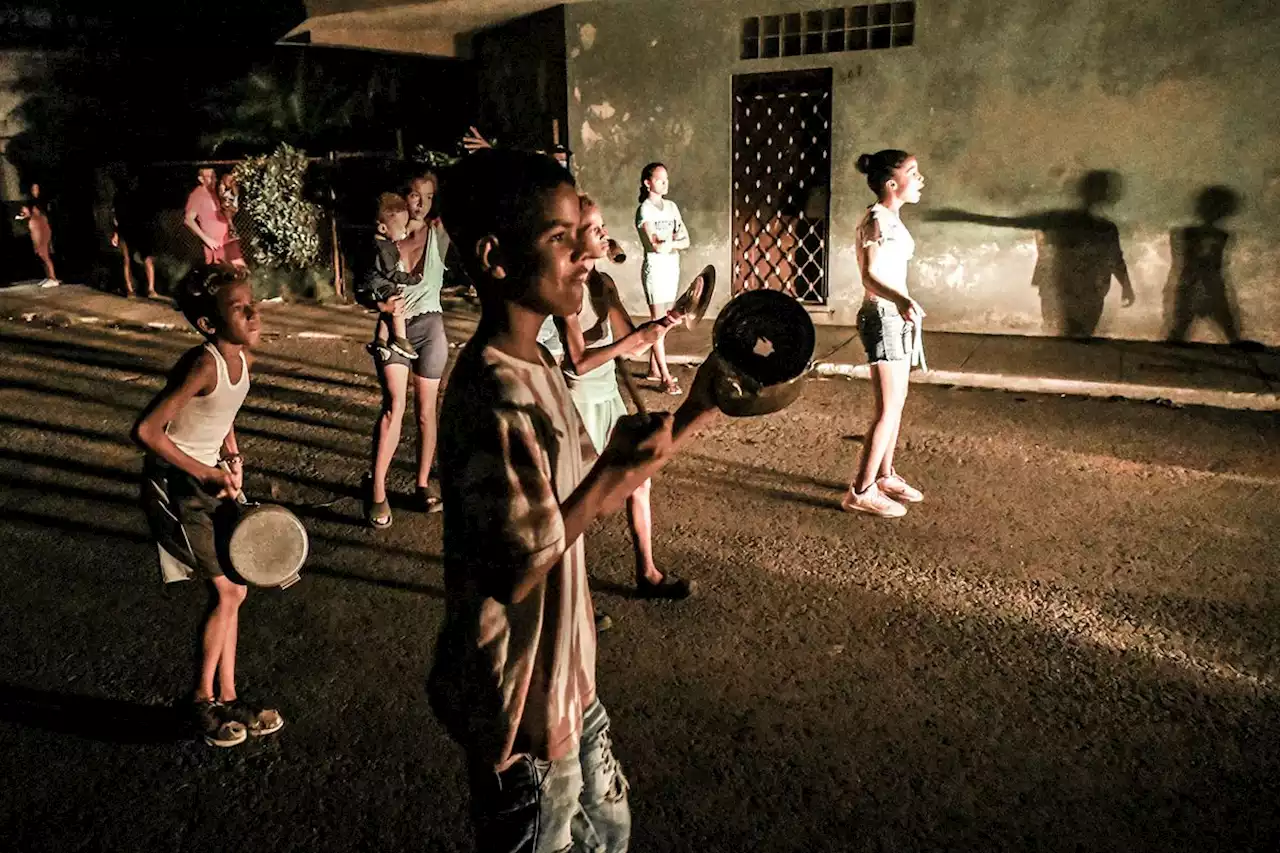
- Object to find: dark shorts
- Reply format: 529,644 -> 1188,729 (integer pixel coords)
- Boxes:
141,457 -> 240,580
372,311 -> 448,380
858,302 -> 914,364
116,228 -> 155,259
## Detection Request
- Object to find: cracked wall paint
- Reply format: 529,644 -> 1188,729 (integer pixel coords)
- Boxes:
580,120 -> 604,148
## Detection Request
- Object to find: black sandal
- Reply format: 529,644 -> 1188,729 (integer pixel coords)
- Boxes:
415,486 -> 444,514
367,499 -> 393,528
363,473 -> 393,528
636,573 -> 693,600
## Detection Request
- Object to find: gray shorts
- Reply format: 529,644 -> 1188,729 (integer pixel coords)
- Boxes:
858,302 -> 914,364
373,311 -> 448,379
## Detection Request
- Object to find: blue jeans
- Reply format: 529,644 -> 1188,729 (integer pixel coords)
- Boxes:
468,701 -> 631,853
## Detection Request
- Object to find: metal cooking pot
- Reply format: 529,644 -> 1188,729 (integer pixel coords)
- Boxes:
708,289 -> 817,417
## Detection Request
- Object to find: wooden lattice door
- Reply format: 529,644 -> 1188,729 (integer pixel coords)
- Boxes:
731,68 -> 833,303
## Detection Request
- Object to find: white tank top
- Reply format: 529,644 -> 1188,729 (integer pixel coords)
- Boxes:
562,278 -> 617,395
166,342 -> 250,466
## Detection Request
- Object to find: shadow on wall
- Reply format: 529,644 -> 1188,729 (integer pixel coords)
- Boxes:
1164,186 -> 1252,347
927,170 -> 1135,339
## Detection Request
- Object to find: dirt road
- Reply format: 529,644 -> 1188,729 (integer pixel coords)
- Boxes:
1,319 -> 1277,852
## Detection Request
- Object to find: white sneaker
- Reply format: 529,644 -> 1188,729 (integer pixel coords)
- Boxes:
39,278 -> 60,288
841,483 -> 907,518
878,473 -> 923,503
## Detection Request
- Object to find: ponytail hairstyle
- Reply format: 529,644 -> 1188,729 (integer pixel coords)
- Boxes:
855,149 -> 912,198
638,162 -> 665,204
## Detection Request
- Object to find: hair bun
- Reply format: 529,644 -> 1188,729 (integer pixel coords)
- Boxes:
855,153 -> 875,174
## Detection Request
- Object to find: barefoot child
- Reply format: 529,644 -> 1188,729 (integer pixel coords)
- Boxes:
133,264 -> 284,747
427,149 -> 719,851
359,192 -> 420,362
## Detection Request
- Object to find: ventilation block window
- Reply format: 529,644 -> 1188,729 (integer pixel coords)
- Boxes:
739,2 -> 915,60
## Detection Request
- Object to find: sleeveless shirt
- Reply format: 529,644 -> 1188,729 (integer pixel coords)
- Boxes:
166,343 -> 250,466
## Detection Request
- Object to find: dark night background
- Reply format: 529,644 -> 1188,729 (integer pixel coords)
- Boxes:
1,0 -> 477,285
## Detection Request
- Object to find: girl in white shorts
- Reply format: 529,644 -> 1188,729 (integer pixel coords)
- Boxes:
635,162 -> 689,395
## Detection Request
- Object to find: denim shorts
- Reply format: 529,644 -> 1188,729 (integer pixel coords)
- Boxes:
858,301 -> 914,364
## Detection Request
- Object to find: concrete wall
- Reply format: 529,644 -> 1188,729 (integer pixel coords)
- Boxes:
474,6 -> 569,154
564,0 -> 1280,345
0,51 -> 41,203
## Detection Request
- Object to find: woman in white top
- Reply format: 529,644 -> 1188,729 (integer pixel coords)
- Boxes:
844,149 -> 928,519
635,162 -> 689,395
556,195 -> 692,599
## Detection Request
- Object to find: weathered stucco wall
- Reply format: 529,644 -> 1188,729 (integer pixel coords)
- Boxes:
564,0 -> 1280,344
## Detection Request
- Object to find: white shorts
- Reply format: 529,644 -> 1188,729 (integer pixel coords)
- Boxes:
641,254 -> 680,305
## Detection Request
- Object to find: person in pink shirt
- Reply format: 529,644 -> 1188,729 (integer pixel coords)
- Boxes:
184,168 -> 233,265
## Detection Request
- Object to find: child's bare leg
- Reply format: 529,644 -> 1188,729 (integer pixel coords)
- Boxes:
853,363 -> 905,492
876,363 -> 911,479
393,313 -> 410,344
38,249 -> 56,282
198,576 -> 246,701
627,478 -> 661,585
120,242 -> 135,295
144,257 -> 156,296
371,363 -> 411,504
216,583 -> 246,702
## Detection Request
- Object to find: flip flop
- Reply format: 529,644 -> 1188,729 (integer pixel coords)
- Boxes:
367,499 -> 392,529
415,486 -> 444,514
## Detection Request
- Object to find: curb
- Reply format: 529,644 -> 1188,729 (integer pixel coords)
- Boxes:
626,354 -> 1280,412
8,307 -> 1276,412
811,363 -> 1280,412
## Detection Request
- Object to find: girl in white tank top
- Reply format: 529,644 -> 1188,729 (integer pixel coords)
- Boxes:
553,195 -> 692,601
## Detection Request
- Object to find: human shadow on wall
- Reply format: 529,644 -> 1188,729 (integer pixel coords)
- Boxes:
927,170 -> 1135,338
1165,186 -> 1248,347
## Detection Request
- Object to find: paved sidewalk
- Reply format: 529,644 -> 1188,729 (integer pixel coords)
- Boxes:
2,282 -> 1277,411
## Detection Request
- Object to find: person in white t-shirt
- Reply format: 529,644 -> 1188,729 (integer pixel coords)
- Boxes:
844,149 -> 928,519
634,162 -> 689,395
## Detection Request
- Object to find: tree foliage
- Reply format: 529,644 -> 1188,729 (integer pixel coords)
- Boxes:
233,144 -> 321,270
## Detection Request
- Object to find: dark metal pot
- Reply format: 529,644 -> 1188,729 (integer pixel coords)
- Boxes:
709,289 -> 817,417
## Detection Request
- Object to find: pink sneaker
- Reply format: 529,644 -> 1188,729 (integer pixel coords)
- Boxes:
841,483 -> 907,518
878,473 -> 923,503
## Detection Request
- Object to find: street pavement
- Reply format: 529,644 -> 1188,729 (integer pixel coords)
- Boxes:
1,312 -> 1277,852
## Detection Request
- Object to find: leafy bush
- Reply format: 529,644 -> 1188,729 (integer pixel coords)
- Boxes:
410,145 -> 459,170
233,144 -> 322,271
